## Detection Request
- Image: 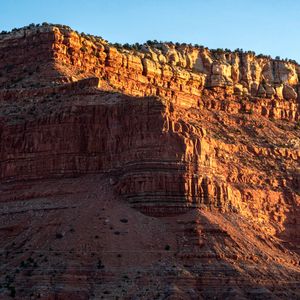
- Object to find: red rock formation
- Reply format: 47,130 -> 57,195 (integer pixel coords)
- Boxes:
0,24 -> 299,299
1,25 -> 299,119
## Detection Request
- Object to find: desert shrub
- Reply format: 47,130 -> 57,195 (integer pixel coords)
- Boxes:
9,286 -> 16,298
112,43 -> 122,49
97,259 -> 104,269
122,43 -> 132,50
80,46 -> 87,52
55,232 -> 63,239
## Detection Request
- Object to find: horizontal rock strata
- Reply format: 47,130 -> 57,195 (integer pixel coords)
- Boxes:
0,24 -> 299,299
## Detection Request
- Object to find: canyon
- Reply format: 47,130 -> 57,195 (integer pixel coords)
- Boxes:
0,24 -> 299,299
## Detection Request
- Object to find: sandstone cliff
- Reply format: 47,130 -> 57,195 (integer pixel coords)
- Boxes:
0,24 -> 299,120
0,24 -> 299,299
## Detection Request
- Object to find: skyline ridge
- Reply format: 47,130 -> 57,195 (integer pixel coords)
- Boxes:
1,22 -> 299,65
1,0 -> 299,63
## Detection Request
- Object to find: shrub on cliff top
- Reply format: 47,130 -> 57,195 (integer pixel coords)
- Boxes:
146,39 -> 159,46
112,43 -> 122,49
123,43 -> 132,50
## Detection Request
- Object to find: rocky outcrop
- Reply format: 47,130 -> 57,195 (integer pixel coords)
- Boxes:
0,25 -> 299,120
0,81 -> 299,248
0,24 -> 299,299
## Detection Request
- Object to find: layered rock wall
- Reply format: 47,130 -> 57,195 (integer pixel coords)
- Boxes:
0,25 -> 299,245
0,92 -> 224,214
0,25 -> 299,120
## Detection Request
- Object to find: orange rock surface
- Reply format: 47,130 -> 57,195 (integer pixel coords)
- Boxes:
0,24 -> 299,299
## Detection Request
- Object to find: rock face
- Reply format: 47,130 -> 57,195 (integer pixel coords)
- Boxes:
0,24 -> 299,299
1,25 -> 299,119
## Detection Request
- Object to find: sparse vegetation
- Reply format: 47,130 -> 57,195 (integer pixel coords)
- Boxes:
0,23 -> 299,66
80,46 -> 88,52
8,286 -> 16,298
20,261 -> 26,268
97,259 -> 104,269
112,42 -> 122,49
55,232 -> 64,239
294,121 -> 300,130
3,275 -> 16,298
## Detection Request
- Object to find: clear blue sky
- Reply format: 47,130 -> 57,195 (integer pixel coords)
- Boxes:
1,0 -> 299,62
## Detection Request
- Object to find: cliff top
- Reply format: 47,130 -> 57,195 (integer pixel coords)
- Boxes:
0,22 -> 300,105
1,22 -> 298,66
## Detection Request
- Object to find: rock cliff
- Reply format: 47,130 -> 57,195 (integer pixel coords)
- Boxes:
1,24 -> 299,119
0,24 -> 299,299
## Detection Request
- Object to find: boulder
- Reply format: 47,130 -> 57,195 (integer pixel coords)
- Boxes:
283,84 -> 297,100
